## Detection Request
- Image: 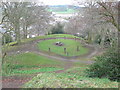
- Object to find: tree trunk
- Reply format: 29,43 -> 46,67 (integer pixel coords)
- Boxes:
23,23 -> 26,39
37,29 -> 40,36
23,24 -> 28,39
88,31 -> 92,43
25,26 -> 28,38
15,22 -> 21,44
2,34 -> 6,45
118,31 -> 120,53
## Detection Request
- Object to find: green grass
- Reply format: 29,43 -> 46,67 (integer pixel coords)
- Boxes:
5,52 -> 63,66
48,8 -> 77,14
22,57 -> 118,88
46,34 -> 80,38
3,52 -> 64,76
24,69 -> 118,88
38,39 -> 88,56
12,67 -> 64,74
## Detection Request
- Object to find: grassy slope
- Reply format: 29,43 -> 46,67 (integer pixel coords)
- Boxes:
38,39 -> 88,56
24,67 -> 118,88
46,34 -> 80,38
5,52 -> 63,65
3,52 -> 64,76
23,57 -> 118,88
2,34 -> 118,88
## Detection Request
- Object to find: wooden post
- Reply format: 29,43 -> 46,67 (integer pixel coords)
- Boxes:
49,48 -> 51,52
77,46 -> 79,51
75,37 -> 76,41
67,52 -> 69,56
64,48 -> 66,54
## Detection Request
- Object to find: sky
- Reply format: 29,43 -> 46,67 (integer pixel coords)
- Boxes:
38,0 -> 74,5
38,0 -> 119,5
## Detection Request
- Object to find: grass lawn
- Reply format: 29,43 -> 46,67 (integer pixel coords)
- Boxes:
38,39 -> 88,56
2,52 -> 64,76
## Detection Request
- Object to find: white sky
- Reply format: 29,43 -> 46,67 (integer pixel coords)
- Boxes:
38,0 -> 120,5
38,0 -> 74,5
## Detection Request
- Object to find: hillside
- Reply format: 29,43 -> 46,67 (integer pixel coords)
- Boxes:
2,34 -> 118,88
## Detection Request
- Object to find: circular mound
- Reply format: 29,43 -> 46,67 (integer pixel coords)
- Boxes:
38,39 -> 89,57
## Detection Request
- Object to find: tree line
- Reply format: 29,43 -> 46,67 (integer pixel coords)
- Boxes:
65,0 -> 120,81
0,2 -> 53,44
65,1 -> 119,48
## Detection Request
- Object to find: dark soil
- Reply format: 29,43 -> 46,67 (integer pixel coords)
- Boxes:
2,75 -> 33,88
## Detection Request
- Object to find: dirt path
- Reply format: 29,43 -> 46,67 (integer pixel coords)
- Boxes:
2,37 -> 103,88
2,76 -> 33,88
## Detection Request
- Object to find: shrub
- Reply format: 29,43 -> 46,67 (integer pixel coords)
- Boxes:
94,35 -> 101,44
51,23 -> 64,34
86,47 -> 120,82
47,31 -> 51,35
2,63 -> 14,74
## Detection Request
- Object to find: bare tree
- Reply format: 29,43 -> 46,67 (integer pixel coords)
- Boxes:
1,2 -> 53,42
66,0 -> 118,47
97,2 -> 119,31
2,2 -> 26,44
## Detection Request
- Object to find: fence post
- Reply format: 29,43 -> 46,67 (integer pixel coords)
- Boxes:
64,48 -> 66,54
77,46 -> 79,51
49,47 -> 51,52
75,37 -> 76,41
67,52 -> 69,56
